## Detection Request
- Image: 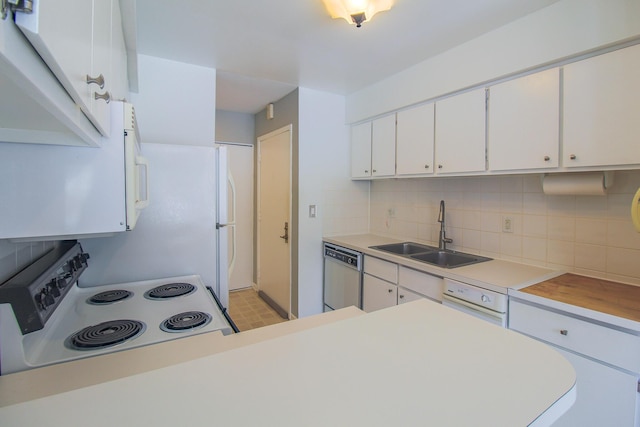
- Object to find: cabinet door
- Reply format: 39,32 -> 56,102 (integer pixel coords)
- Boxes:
363,274 -> 397,312
552,348 -> 639,427
434,88 -> 486,174
488,68 -> 560,171
110,0 -> 129,101
91,0 -> 112,136
16,0 -> 112,136
397,287 -> 424,305
563,44 -> 640,167
396,104 -> 435,176
371,114 -> 396,177
398,266 -> 443,302
351,122 -> 372,178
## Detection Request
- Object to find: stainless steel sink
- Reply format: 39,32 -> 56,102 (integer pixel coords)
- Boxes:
369,242 -> 437,255
409,250 -> 491,269
369,241 -> 491,269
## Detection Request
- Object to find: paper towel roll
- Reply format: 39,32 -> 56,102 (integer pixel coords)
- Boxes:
542,172 -> 613,196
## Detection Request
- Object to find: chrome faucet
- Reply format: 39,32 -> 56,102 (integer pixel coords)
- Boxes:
438,200 -> 453,251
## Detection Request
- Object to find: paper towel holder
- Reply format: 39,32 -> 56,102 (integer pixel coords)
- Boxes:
541,171 -> 615,196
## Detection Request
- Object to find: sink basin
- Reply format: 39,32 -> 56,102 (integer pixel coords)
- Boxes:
370,242 -> 437,256
409,251 -> 490,269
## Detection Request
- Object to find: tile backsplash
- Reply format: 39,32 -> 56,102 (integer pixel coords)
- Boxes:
0,240 -> 56,284
370,170 -> 640,285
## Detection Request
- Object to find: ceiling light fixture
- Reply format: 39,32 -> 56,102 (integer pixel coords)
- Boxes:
322,0 -> 394,28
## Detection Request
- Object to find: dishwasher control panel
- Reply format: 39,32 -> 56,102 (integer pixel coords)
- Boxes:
324,243 -> 362,271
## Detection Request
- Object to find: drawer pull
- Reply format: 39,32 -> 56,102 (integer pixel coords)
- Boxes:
560,329 -> 568,336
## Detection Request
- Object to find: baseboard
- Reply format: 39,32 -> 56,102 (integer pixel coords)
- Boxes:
257,290 -> 288,320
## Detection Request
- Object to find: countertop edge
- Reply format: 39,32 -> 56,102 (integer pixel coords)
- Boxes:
324,234 -> 563,293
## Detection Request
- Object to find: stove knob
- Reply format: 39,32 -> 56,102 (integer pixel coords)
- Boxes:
80,252 -> 90,265
56,276 -> 68,289
481,295 -> 490,303
34,292 -> 46,311
43,289 -> 55,307
47,279 -> 61,298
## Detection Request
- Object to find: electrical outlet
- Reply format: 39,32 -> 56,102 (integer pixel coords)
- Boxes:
388,208 -> 396,218
502,216 -> 513,233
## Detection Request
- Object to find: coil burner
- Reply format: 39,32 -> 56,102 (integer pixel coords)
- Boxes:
66,320 -> 146,351
144,283 -> 196,300
87,290 -> 133,305
160,311 -> 212,333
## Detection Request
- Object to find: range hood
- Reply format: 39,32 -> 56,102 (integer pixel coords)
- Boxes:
0,12 -> 101,147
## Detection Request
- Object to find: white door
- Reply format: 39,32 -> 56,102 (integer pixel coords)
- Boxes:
226,144 -> 254,291
257,126 -> 292,317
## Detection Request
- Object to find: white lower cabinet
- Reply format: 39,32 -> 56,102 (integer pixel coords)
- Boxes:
363,274 -> 397,312
398,266 -> 443,302
397,287 -> 424,305
509,299 -> 640,426
362,256 -> 442,312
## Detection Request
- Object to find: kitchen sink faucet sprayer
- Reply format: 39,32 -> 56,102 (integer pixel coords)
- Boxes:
438,200 -> 453,251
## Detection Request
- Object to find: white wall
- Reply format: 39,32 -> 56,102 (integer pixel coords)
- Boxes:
0,241 -> 56,284
297,88 -> 368,317
346,0 -> 640,123
370,171 -> 640,285
131,55 -> 216,145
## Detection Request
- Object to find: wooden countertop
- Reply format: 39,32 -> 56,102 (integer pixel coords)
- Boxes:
521,273 -> 640,323
0,300 -> 576,427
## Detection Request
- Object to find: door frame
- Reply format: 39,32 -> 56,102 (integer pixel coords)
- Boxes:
256,124 -> 293,319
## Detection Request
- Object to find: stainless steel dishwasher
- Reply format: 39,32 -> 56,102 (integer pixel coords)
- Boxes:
323,242 -> 362,312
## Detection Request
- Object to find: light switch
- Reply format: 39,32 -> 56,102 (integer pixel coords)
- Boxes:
309,205 -> 317,218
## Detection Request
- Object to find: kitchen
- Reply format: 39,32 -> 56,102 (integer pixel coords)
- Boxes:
1,0 -> 640,425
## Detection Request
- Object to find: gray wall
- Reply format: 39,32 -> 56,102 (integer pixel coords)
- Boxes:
216,110 -> 255,144
254,89 -> 299,317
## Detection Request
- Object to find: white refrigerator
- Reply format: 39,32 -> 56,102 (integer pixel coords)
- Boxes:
80,143 -> 232,309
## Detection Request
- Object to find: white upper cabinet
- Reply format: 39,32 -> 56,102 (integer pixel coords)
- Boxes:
396,103 -> 435,176
371,114 -> 396,177
488,68 -> 560,171
351,121 -> 372,178
16,0 -> 127,137
434,88 -> 486,174
563,44 -> 640,168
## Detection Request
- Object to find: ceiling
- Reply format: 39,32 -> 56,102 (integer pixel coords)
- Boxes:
135,0 -> 561,114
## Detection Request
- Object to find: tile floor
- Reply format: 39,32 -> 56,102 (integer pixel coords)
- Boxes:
228,288 -> 287,332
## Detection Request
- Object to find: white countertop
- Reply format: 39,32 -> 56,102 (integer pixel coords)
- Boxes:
0,300 -> 576,426
324,234 -> 563,293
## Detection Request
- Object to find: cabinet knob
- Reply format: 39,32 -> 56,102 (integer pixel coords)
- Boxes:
399,294 -> 405,299
86,74 -> 105,89
569,154 -> 577,160
438,165 -> 443,169
388,289 -> 393,293
364,170 -> 369,173
544,156 -> 550,161
372,169 -> 377,173
425,165 -> 429,169
560,329 -> 568,336
94,91 -> 111,104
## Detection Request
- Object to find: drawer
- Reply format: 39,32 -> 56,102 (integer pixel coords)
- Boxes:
398,266 -> 443,302
509,299 -> 640,373
364,256 -> 398,283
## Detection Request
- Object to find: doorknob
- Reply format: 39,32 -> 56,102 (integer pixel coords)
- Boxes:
279,222 -> 289,243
